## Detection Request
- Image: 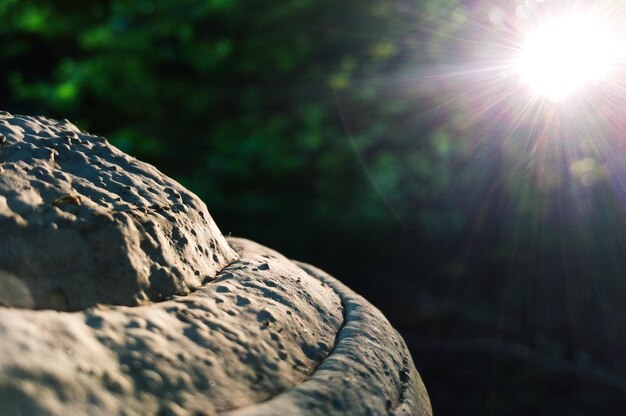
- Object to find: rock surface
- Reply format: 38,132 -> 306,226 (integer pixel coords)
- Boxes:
0,113 -> 237,310
0,238 -> 345,415
228,260 -> 432,416
0,113 -> 431,415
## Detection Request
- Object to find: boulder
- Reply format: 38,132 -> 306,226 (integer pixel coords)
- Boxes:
0,113 -> 431,415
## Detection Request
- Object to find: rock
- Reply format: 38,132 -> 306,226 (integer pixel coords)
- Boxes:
0,270 -> 34,308
0,238 -> 345,415
0,113 -> 431,415
0,114 -> 237,310
228,259 -> 432,416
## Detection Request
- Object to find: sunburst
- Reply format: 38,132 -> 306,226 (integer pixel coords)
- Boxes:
514,13 -> 625,102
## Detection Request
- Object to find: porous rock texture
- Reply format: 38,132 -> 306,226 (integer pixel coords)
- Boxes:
0,113 -> 431,416
0,113 -> 237,310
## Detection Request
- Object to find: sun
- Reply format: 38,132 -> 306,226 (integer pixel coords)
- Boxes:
515,13 -> 625,101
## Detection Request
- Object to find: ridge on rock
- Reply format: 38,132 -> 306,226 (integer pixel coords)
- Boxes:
0,238 -> 346,416
0,113 -> 237,310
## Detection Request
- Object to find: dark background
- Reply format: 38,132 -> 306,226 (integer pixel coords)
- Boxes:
2,0 -> 626,414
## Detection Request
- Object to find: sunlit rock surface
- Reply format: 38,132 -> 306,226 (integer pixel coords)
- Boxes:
0,113 -> 431,416
0,113 -> 237,310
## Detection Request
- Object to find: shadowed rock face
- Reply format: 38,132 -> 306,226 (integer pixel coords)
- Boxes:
0,114 -> 237,310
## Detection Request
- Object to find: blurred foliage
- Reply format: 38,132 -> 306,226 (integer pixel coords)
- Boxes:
2,0 -> 626,414
0,0 -> 466,232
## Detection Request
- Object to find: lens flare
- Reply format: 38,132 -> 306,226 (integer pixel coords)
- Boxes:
515,14 -> 625,101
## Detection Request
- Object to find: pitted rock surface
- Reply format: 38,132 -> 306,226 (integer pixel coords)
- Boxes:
0,113 -> 237,310
0,112 -> 432,416
229,261 -> 432,416
0,239 -> 344,415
